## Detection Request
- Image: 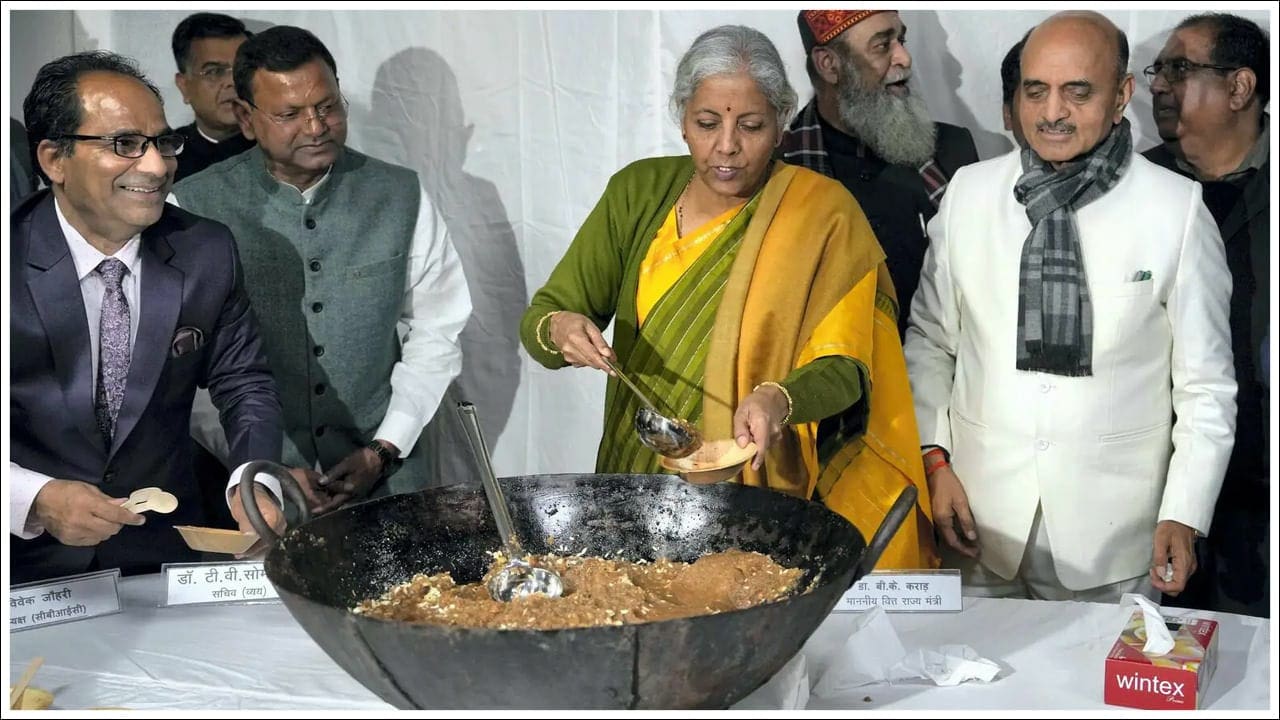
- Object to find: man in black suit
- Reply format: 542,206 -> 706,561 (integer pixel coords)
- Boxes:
171,13 -> 255,182
781,9 -> 979,333
11,116 -> 38,204
1142,13 -> 1269,617
170,13 -> 257,525
10,51 -> 283,584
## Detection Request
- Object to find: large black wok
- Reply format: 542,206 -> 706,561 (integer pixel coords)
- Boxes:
241,466 -> 913,709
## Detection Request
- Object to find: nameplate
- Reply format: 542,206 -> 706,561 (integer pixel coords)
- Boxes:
9,569 -> 122,631
834,569 -> 962,613
161,561 -> 278,607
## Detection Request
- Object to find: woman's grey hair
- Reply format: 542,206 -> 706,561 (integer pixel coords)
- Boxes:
669,25 -> 798,130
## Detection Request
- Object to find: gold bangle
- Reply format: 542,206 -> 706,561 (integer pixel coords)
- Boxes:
534,311 -> 562,355
753,381 -> 793,424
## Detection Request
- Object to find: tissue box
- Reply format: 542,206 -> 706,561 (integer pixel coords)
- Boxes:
1103,609 -> 1218,710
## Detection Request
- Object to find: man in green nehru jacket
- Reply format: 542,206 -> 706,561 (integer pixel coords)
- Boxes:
172,26 -> 471,514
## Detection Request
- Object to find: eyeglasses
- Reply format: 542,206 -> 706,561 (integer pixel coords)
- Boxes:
56,133 -> 185,158
193,64 -> 232,84
245,95 -> 349,129
1142,59 -> 1240,84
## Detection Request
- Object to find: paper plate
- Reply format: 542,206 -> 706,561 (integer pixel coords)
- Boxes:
659,440 -> 758,484
174,525 -> 259,554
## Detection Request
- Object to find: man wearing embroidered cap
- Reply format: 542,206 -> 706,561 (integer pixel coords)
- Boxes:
781,9 -> 977,335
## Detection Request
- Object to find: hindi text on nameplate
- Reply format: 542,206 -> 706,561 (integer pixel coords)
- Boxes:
161,561 -> 279,607
835,569 -> 962,613
10,568 -> 122,631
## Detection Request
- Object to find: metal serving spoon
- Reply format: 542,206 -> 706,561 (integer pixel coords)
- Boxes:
456,402 -> 564,602
601,357 -> 702,459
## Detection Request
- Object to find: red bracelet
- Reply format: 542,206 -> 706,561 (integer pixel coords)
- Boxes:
924,458 -> 949,476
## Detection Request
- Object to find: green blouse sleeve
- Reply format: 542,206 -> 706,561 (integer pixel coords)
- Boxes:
778,355 -> 867,425
519,158 -> 688,370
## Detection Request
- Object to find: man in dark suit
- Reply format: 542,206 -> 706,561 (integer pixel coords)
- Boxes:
170,12 -> 257,526
780,9 -> 979,334
1141,13 -> 1269,617
171,13 -> 255,182
11,116 -> 39,204
10,51 -> 283,584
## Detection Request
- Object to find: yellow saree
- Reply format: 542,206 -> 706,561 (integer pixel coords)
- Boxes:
700,163 -> 939,570
521,156 -> 937,569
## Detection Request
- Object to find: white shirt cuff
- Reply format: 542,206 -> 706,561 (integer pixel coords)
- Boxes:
9,463 -> 53,539
375,409 -> 426,457
224,463 -> 284,515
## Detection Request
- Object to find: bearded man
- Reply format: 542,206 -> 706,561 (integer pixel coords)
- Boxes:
781,9 -> 978,333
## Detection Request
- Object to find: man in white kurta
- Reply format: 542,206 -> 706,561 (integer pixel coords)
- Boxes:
903,11 -> 1236,601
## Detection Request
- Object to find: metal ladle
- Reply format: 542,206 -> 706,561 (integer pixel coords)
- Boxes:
455,402 -> 564,602
602,357 -> 703,459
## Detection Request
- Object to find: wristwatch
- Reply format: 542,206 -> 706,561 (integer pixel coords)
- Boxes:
366,440 -> 402,480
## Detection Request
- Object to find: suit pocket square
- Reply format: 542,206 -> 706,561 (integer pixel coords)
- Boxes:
171,326 -> 205,357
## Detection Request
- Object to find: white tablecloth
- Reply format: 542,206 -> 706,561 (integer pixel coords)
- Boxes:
8,574 -> 1272,710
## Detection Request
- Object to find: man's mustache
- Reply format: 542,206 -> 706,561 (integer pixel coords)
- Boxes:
884,69 -> 912,85
119,172 -> 171,189
1036,120 -> 1076,132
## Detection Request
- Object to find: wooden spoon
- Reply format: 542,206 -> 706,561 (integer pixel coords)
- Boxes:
121,486 -> 160,507
122,488 -> 178,514
9,656 -> 44,710
9,687 -> 52,710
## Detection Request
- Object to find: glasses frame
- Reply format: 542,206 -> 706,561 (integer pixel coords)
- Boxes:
193,64 -> 233,83
1142,59 -> 1240,84
55,133 -> 185,159
243,94 -> 350,128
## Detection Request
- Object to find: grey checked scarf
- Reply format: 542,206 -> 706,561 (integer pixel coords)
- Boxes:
1013,118 -> 1132,376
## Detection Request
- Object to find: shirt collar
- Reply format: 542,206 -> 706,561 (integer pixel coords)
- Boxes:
1174,112 -> 1270,180
196,125 -> 223,145
275,165 -> 333,205
1227,111 -> 1269,176
54,197 -> 142,282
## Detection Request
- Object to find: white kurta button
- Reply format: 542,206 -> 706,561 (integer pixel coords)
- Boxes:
1039,382 -> 1052,393
1037,439 -> 1050,450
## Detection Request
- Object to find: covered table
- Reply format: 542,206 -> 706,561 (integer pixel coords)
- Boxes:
7,574 -> 1271,710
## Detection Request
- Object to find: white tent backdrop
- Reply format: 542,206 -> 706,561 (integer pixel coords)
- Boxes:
7,8 -> 1273,480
